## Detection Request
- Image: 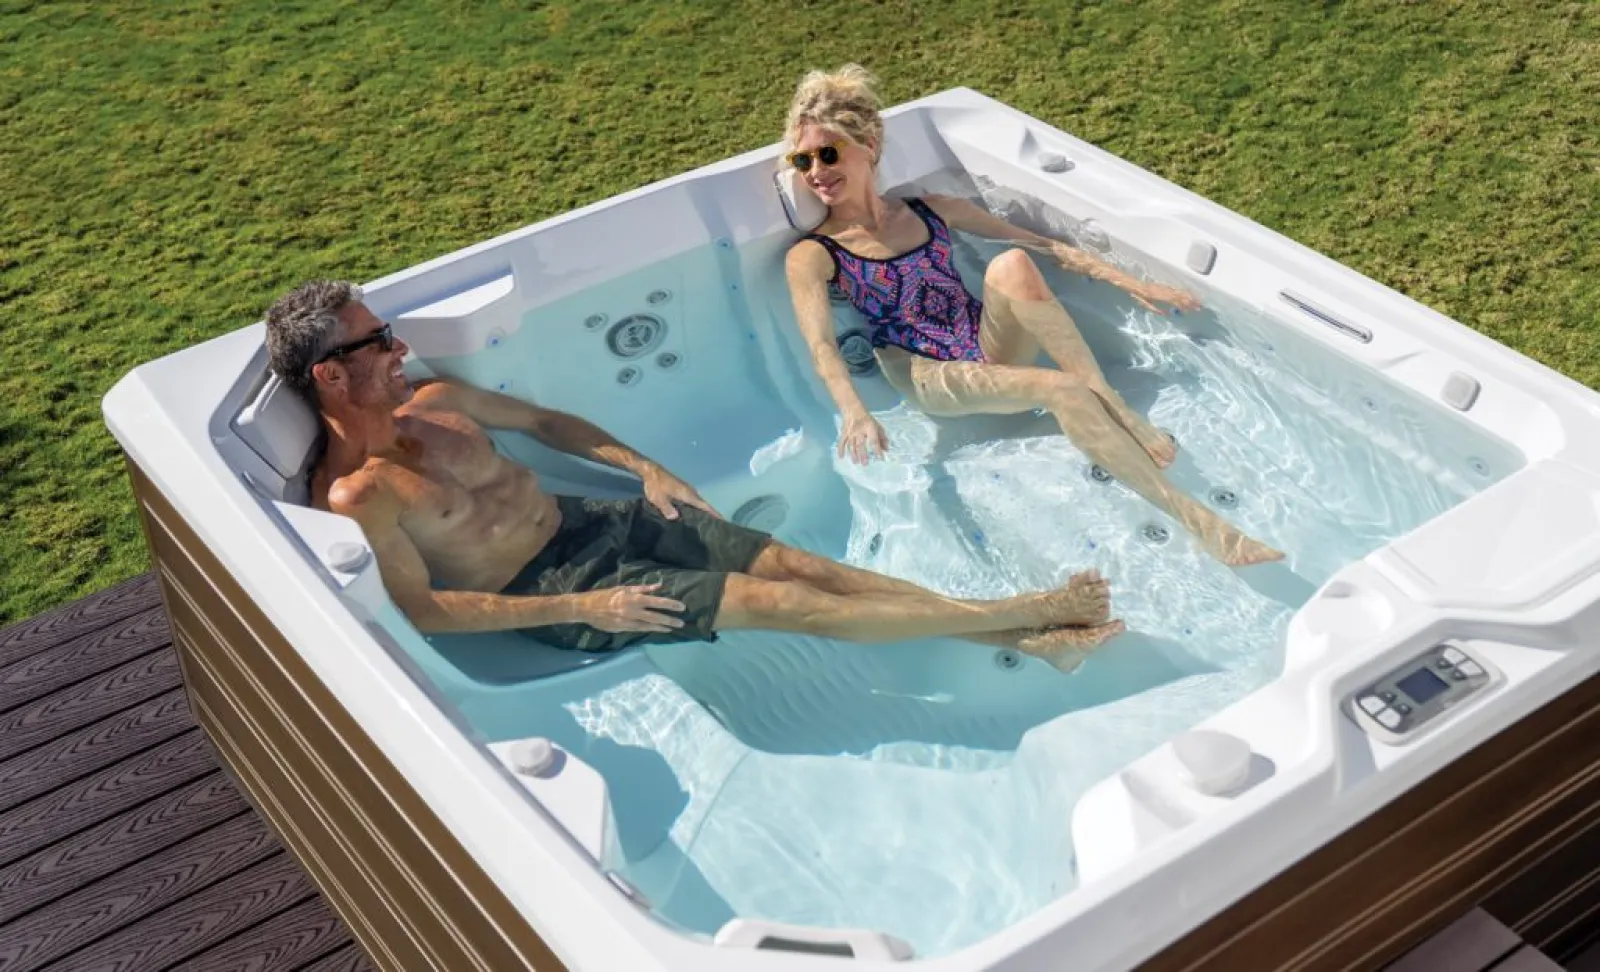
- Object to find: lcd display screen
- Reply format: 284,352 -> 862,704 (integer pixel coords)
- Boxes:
1397,667 -> 1449,705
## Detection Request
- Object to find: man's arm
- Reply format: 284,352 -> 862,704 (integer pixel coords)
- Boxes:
415,380 -> 659,477
413,379 -> 718,519
333,475 -> 685,635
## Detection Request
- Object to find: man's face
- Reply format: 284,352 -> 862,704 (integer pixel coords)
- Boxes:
316,302 -> 414,410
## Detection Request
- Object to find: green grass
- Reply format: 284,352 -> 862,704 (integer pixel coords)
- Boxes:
1,0 -> 1596,623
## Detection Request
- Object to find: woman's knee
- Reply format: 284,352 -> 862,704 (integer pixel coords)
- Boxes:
986,248 -> 1049,299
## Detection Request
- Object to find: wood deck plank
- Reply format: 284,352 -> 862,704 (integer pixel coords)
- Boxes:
0,687 -> 192,815
0,649 -> 181,763
0,608 -> 171,716
0,575 -> 159,668
295,942 -> 378,972
164,895 -> 353,972
0,729 -> 214,869
29,851 -> 316,972
0,812 -> 282,971
0,771 -> 246,919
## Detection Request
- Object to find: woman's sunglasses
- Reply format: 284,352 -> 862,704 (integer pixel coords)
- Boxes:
312,322 -> 394,374
785,140 -> 846,173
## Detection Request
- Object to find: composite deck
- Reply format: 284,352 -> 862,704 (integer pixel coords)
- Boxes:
0,574 -> 372,972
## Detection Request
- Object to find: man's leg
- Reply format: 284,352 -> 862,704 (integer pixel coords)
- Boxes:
714,552 -> 1125,644
743,542 -> 1124,659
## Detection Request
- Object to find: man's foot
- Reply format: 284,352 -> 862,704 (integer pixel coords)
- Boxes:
1017,620 -> 1126,673
1022,569 -> 1112,627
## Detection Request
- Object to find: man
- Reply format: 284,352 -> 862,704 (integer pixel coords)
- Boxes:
263,280 -> 1124,667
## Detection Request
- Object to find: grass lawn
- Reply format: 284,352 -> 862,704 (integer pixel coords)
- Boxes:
1,0 -> 1596,623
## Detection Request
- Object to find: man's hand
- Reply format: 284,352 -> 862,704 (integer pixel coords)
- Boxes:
640,464 -> 719,520
571,584 -> 686,633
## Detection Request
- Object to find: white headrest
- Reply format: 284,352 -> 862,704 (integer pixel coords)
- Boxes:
774,165 -> 908,234
233,372 -> 320,485
773,167 -> 829,232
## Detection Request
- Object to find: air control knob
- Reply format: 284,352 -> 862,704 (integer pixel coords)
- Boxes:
1171,729 -> 1252,796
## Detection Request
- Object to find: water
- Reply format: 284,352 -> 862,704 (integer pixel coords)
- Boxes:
400,186 -> 1520,957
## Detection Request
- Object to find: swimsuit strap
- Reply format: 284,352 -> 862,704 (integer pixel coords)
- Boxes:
798,231 -> 845,280
903,197 -> 950,242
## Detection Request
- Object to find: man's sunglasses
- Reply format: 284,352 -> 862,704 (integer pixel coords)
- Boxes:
785,141 -> 846,173
312,322 -> 395,373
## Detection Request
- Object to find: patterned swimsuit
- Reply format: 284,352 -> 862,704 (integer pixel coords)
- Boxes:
803,197 -> 988,363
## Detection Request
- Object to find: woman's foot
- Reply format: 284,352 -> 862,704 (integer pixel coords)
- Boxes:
1115,410 -> 1177,468
1017,620 -> 1127,672
1022,569 -> 1112,627
1174,498 -> 1284,567
1201,527 -> 1284,567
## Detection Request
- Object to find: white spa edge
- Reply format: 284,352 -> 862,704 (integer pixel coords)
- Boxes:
103,88 -> 1600,971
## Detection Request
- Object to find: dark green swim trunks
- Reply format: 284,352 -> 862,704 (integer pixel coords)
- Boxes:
503,496 -> 772,652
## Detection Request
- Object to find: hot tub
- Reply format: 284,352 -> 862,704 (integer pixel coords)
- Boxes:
103,88 -> 1600,971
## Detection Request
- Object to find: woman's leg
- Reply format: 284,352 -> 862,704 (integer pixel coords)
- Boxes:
978,248 -> 1177,467
891,356 -> 1281,567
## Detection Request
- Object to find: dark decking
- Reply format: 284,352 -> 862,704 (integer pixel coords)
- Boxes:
0,574 -> 372,972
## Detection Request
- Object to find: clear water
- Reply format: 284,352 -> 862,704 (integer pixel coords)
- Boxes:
398,183 -> 1521,957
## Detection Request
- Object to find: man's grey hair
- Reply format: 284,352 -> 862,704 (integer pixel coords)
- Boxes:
264,279 -> 364,393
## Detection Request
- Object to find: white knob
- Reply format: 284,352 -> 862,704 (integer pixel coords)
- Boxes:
326,541 -> 370,573
510,737 -> 559,778
1039,152 -> 1074,174
1171,729 -> 1252,796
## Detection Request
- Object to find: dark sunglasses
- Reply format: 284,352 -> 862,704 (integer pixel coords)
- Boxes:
312,322 -> 394,373
785,140 -> 846,173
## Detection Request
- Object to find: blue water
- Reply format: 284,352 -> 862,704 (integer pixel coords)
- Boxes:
393,206 -> 1521,956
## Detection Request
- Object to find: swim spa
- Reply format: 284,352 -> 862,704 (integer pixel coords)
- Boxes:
104,88 -> 1600,971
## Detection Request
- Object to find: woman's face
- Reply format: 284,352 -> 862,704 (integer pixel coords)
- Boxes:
792,123 -> 875,207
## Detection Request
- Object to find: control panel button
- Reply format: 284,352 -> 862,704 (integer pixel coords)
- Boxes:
1376,709 -> 1402,729
1380,690 -> 1397,703
1359,696 -> 1387,715
1442,647 -> 1466,664
1395,703 -> 1413,716
1457,660 -> 1485,678
1435,657 -> 1454,669
1450,668 -> 1468,681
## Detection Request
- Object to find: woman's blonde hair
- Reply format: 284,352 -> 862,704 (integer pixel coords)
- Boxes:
784,64 -> 884,163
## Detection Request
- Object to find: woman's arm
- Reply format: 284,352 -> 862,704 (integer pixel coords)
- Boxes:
784,241 -> 890,464
920,194 -> 1198,311
786,241 -> 873,420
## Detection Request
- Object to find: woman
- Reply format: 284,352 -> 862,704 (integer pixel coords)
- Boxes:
782,65 -> 1282,567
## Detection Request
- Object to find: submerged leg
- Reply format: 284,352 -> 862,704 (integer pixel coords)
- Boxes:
980,248 -> 1176,467
713,570 -> 1115,643
893,357 -> 1282,567
746,541 -> 1119,652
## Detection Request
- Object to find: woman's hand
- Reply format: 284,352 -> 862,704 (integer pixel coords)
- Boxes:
1046,241 -> 1202,315
1126,281 -> 1203,315
570,584 -> 685,633
640,464 -> 719,520
838,411 -> 889,465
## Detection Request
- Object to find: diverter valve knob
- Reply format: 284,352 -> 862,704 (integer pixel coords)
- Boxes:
1171,729 -> 1251,796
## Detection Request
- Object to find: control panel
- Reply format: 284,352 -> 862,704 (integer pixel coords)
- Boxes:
1347,642 -> 1500,745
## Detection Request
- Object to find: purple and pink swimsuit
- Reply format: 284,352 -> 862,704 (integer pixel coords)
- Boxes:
803,197 -> 988,363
